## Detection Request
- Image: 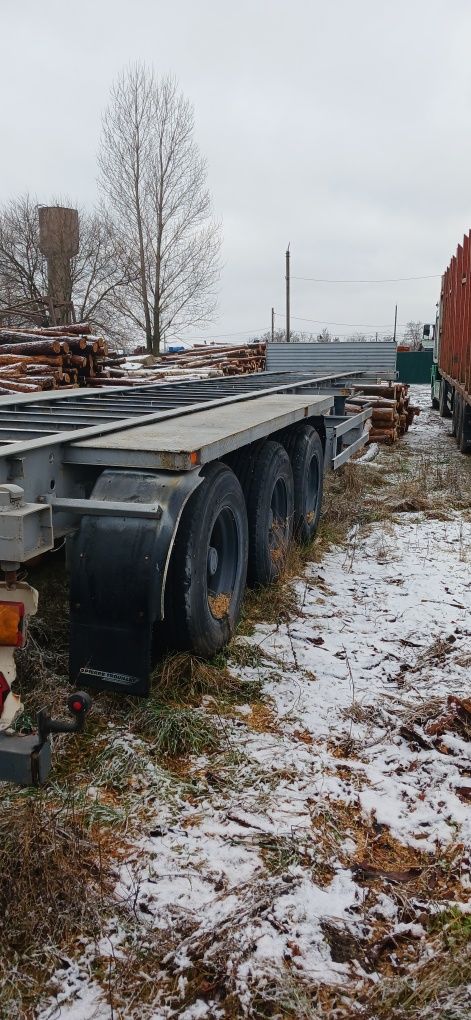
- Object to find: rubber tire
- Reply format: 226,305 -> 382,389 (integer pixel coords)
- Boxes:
439,379 -> 451,418
457,397 -> 471,454
282,425 -> 324,543
243,440 -> 294,587
432,396 -> 439,410
168,461 -> 248,657
451,390 -> 460,438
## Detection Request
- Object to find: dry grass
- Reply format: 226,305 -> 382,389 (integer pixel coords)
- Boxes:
151,649 -> 264,705
0,786 -> 122,1018
360,910 -> 471,1019
2,414 -> 469,1018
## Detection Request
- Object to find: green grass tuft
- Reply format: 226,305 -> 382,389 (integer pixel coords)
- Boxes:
133,702 -> 219,757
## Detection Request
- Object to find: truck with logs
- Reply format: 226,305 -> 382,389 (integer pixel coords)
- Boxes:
432,231 -> 471,452
0,368 -> 375,785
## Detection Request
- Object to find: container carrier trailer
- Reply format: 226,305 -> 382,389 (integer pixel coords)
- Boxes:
432,232 -> 471,452
0,369 -> 371,785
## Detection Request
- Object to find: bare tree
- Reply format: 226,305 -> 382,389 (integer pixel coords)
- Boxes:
0,195 -> 46,324
69,209 -> 133,340
257,328 -> 317,344
0,195 -> 128,336
317,328 -> 333,342
347,331 -> 368,343
99,66 -> 221,355
403,320 -> 423,350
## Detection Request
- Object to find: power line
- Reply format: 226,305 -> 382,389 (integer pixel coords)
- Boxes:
275,312 -> 408,328
292,274 -> 441,283
173,326 -> 266,340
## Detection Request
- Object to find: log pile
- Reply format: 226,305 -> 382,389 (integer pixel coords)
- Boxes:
346,383 -> 420,444
0,322 -> 107,393
90,342 -> 267,387
0,328 -> 266,394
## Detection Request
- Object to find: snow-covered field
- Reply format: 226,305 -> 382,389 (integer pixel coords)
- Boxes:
38,387 -> 471,1019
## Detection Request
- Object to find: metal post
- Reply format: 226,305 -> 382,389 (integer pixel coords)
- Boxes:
286,246 -> 290,342
271,307 -> 275,342
393,303 -> 397,344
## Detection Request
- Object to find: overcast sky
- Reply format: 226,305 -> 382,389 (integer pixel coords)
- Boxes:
1,0 -> 471,342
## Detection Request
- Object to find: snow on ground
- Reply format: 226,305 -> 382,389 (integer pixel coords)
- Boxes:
39,387 -> 471,1018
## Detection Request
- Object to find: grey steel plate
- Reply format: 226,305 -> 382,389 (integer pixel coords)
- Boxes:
68,393 -> 333,470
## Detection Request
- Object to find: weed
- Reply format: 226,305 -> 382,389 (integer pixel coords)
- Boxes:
429,906 -> 471,947
150,650 -> 265,710
133,701 -> 219,756
258,833 -> 314,873
360,938 -> 471,1019
240,577 -> 299,630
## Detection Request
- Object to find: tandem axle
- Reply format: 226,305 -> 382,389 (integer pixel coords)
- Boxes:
0,370 -> 371,784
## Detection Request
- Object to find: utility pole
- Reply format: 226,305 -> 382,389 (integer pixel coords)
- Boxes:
271,307 -> 275,342
393,303 -> 398,345
285,245 -> 290,342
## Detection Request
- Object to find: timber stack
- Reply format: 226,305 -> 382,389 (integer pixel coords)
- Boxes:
0,322 -> 107,393
0,328 -> 266,393
346,383 -> 420,444
84,341 -> 266,387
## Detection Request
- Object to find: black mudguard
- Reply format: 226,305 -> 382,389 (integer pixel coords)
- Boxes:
69,468 -> 201,696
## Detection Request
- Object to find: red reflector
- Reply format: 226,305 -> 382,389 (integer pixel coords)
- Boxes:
0,673 -> 9,711
0,602 -> 25,647
71,700 -> 83,712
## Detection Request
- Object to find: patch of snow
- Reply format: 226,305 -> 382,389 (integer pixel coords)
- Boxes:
42,386 -> 471,1016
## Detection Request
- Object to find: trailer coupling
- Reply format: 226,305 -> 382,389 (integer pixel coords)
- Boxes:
0,692 -> 92,786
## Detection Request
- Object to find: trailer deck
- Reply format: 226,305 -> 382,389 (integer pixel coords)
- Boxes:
68,393 -> 333,470
0,370 -> 354,449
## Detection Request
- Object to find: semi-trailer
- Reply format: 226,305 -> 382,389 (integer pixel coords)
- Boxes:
0,369 -> 372,784
432,232 -> 471,452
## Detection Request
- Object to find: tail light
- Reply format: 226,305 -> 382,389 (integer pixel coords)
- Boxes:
0,601 -> 25,647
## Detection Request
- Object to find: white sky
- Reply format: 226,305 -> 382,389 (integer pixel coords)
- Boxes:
1,0 -> 471,341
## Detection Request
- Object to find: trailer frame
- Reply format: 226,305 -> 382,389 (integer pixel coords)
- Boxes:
0,368 -> 371,785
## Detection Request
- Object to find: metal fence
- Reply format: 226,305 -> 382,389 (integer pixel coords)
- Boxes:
396,350 -> 433,385
266,342 -> 397,381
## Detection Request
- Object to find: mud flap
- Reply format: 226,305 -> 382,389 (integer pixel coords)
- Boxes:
68,468 -> 201,696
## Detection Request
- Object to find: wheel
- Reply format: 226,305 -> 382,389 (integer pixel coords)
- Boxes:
241,440 -> 294,587
451,390 -> 460,438
439,379 -> 451,418
168,461 -> 248,657
458,397 -> 471,454
282,425 -> 324,543
432,396 -> 439,410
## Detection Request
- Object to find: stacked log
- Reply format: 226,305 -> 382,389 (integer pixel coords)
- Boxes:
347,383 -> 420,444
0,323 -> 107,392
80,342 -> 267,387
0,327 -> 266,394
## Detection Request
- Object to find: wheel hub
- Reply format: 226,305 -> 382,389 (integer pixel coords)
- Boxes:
207,545 -> 219,576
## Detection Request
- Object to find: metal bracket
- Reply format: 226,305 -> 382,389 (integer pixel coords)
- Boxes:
324,408 -> 372,471
0,484 -> 53,562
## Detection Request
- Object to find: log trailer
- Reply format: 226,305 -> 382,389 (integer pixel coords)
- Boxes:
0,369 -> 371,785
432,231 -> 471,452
